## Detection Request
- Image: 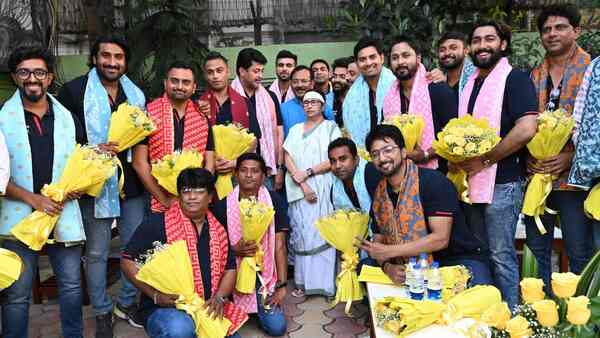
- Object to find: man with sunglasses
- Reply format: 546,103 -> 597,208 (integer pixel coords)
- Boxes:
358,125 -> 491,287
527,4 -> 594,293
0,47 -> 86,338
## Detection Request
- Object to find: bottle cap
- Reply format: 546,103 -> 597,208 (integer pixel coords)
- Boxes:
413,263 -> 421,270
431,261 -> 439,268
419,253 -> 427,259
409,257 -> 416,263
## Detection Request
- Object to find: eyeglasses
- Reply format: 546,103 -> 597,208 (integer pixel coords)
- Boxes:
303,100 -> 321,106
180,187 -> 207,194
14,68 -> 49,80
370,145 -> 399,160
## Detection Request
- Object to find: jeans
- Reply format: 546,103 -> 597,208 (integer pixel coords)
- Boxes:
525,190 -> 594,294
1,240 -> 83,338
80,194 -> 147,315
440,257 -> 494,286
146,308 -> 241,338
256,284 -> 287,336
462,181 -> 523,310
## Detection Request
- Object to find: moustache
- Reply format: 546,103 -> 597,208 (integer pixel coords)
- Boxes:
475,49 -> 494,56
24,81 -> 42,87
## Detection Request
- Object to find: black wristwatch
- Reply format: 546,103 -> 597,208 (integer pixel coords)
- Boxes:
306,168 -> 314,177
277,164 -> 285,171
275,281 -> 288,289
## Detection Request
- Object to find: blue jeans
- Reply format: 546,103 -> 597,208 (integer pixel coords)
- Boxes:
1,240 -> 83,338
146,308 -> 241,338
80,194 -> 147,315
255,285 -> 287,336
525,190 -> 594,294
462,181 -> 523,309
440,257 -> 494,286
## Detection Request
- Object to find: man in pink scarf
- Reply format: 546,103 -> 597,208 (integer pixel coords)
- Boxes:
231,48 -> 285,191
269,50 -> 297,104
382,35 -> 457,172
456,21 -> 538,309
212,153 -> 289,337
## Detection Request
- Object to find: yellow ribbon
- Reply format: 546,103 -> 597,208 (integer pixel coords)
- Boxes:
235,249 -> 264,294
333,251 -> 362,314
522,173 -> 557,235
175,294 -> 231,338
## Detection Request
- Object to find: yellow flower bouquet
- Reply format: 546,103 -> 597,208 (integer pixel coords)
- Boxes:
315,210 -> 369,313
383,114 -> 425,151
107,103 -> 156,152
432,115 -> 501,203
10,145 -> 118,250
235,198 -> 275,294
584,183 -> 600,221
357,147 -> 372,162
212,124 -> 256,199
151,150 -> 204,195
136,240 -> 231,338
522,109 -> 574,234
439,265 -> 471,302
0,248 -> 23,290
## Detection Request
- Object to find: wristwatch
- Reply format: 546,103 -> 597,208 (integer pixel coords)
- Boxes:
306,168 -> 314,177
277,164 -> 285,171
482,155 -> 493,167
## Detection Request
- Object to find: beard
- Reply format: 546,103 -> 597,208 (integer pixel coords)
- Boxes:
19,82 -> 45,102
168,90 -> 190,102
97,64 -> 125,82
277,73 -> 290,81
471,48 -> 503,69
393,63 -> 418,81
332,81 -> 348,95
440,55 -> 464,70
377,159 -> 402,177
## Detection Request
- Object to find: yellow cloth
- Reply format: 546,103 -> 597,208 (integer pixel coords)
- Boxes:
383,115 -> 425,151
584,183 -> 600,221
235,198 -> 275,294
136,240 -> 231,338
0,248 -> 23,290
108,103 -> 156,152
212,124 -> 256,199
151,150 -> 204,195
315,210 -> 369,313
357,265 -> 394,285
522,109 -> 574,234
432,115 -> 501,203
10,145 -> 118,250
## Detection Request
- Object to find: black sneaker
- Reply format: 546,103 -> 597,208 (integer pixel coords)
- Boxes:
114,303 -> 144,329
95,313 -> 113,338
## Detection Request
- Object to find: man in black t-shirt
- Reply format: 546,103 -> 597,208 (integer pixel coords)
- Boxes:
357,125 -> 491,286
212,153 -> 289,337
56,34 -> 148,335
456,21 -> 538,309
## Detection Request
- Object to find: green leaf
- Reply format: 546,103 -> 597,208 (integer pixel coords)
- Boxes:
576,250 -> 600,296
521,244 -> 539,279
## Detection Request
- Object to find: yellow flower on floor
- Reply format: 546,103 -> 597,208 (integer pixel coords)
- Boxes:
566,296 -> 591,325
505,315 -> 532,338
551,272 -> 580,299
481,302 -> 511,330
531,299 -> 559,327
520,278 -> 545,303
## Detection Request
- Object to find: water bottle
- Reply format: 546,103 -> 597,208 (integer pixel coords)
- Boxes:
409,263 -> 425,300
427,261 -> 442,301
418,253 -> 429,288
404,257 -> 417,289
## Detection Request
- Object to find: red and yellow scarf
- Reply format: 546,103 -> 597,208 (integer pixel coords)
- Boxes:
164,203 -> 248,334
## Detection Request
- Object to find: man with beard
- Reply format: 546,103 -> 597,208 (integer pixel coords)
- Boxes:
347,57 -> 360,86
437,31 -> 476,101
231,48 -> 285,190
526,4 -> 593,293
331,57 -> 351,128
133,61 -> 215,216
57,34 -> 147,337
311,59 -> 334,110
357,125 -> 491,286
280,65 -> 334,137
269,50 -> 297,104
382,35 -> 457,172
455,21 -> 538,309
343,37 -> 396,148
198,52 -> 255,177
1,47 -> 86,338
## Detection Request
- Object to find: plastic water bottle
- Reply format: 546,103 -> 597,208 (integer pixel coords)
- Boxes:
409,263 -> 425,300
427,261 -> 442,301
418,253 -> 429,288
404,257 -> 417,289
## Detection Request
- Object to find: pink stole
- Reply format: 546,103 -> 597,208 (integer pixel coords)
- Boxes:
269,80 -> 295,104
226,186 -> 277,313
458,57 -> 512,204
231,78 -> 278,172
382,64 -> 437,169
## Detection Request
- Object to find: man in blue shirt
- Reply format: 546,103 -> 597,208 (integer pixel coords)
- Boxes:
280,65 -> 334,137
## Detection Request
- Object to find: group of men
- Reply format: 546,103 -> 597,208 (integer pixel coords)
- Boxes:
1,3 -> 600,338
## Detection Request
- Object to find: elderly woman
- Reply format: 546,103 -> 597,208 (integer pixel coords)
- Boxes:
283,91 -> 342,298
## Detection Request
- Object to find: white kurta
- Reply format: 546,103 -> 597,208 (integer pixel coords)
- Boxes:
283,120 -> 342,296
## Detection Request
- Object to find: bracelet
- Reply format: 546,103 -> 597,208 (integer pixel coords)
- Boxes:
153,291 -> 158,304
275,281 -> 288,289
423,150 -> 430,160
214,295 -> 225,304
